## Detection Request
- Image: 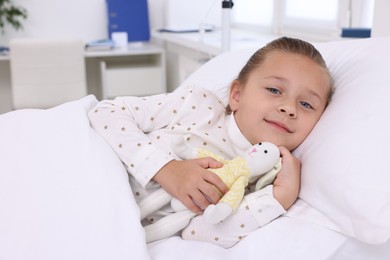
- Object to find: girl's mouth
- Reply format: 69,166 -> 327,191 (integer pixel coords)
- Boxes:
265,119 -> 293,133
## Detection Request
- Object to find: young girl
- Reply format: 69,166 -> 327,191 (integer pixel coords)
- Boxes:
88,37 -> 333,247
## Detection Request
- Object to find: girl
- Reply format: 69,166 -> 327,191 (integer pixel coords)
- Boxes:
88,36 -> 333,247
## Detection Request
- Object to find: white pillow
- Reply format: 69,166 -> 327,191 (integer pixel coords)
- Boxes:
181,36 -> 390,244
0,96 -> 149,260
293,37 -> 390,244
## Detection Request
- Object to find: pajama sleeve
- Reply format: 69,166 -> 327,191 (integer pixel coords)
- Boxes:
243,185 -> 286,227
182,185 -> 286,248
88,87 -> 190,187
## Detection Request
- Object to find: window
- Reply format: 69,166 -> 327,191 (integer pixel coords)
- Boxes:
285,0 -> 338,20
232,0 -> 273,29
232,0 -> 374,40
278,0 -> 340,37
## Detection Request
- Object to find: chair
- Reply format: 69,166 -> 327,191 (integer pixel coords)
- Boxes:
10,38 -> 87,109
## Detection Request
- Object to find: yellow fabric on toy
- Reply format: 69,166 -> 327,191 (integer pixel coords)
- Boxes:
197,149 -> 252,213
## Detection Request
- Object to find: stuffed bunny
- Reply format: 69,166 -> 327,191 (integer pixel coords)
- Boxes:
139,142 -> 281,243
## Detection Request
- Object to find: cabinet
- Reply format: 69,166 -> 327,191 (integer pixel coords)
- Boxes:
0,44 -> 166,113
86,44 -> 166,99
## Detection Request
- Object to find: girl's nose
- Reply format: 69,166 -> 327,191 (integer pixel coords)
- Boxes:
278,106 -> 296,118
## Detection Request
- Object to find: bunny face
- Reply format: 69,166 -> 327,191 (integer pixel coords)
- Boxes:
243,142 -> 280,177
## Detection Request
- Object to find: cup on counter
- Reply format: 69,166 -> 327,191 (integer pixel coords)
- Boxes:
111,32 -> 128,50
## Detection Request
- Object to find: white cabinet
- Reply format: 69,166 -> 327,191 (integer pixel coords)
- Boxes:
0,44 -> 166,113
87,44 -> 166,99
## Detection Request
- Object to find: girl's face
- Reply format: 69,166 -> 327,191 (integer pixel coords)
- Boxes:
228,51 -> 330,151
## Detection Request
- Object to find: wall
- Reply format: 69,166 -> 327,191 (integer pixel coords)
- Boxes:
163,0 -> 220,30
0,0 -> 107,45
371,0 -> 390,37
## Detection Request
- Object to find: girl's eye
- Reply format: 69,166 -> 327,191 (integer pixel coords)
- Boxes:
300,101 -> 313,109
267,87 -> 281,94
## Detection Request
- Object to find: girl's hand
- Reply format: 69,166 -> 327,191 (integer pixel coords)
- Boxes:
272,146 -> 301,210
153,158 -> 228,214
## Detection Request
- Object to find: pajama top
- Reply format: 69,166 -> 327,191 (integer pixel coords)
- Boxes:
88,86 -> 285,223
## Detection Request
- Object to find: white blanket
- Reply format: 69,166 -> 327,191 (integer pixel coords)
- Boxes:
0,96 -> 148,260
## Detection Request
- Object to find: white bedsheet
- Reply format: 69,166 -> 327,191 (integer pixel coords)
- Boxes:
1,95 -> 389,260
149,216 -> 390,260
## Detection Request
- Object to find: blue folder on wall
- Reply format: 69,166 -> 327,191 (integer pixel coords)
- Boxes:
106,0 -> 150,42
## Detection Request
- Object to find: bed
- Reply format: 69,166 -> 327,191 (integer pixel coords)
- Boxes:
1,36 -> 390,260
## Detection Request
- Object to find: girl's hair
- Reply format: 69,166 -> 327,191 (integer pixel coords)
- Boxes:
226,36 -> 334,114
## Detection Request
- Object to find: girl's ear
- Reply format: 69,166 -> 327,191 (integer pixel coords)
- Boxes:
228,80 -> 241,112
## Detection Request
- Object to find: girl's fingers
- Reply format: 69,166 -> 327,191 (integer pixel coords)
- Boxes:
181,195 -> 202,214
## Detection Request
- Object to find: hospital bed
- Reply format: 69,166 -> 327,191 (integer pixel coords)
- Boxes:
1,36 -> 390,260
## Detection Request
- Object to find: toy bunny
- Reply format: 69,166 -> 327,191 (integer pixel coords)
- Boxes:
139,142 -> 281,243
